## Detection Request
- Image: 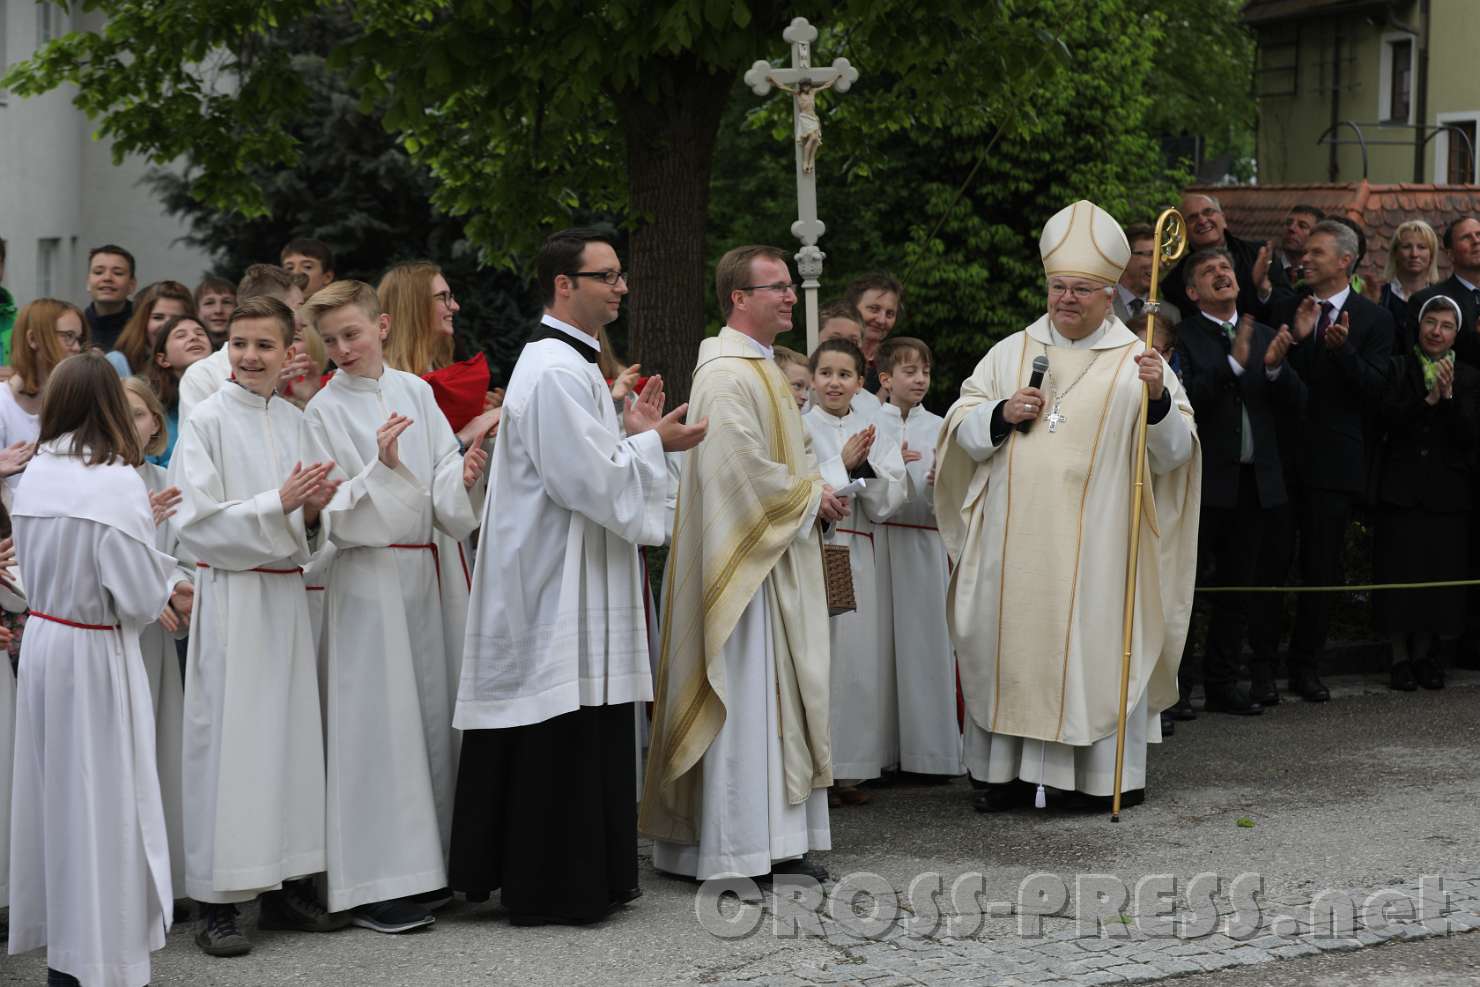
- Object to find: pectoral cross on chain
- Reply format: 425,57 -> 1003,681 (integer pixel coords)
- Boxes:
1046,402 -> 1068,433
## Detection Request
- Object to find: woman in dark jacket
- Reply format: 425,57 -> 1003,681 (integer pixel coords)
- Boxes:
1374,295 -> 1479,690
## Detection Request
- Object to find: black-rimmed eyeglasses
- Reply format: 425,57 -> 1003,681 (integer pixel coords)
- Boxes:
738,282 -> 799,294
570,270 -> 630,286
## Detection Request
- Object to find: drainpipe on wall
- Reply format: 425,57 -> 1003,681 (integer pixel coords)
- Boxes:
1328,23 -> 1342,182
1413,0 -> 1430,182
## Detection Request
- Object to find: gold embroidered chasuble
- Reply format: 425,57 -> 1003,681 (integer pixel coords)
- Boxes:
933,315 -> 1202,747
639,328 -> 832,844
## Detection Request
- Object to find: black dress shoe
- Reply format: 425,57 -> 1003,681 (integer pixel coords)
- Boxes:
972,781 -> 1034,813
1203,684 -> 1263,715
1414,659 -> 1445,690
1060,788 -> 1146,812
1249,675 -> 1280,706
1160,712 -> 1175,737
1289,672 -> 1329,702
766,855 -> 829,882
1168,695 -> 1198,721
1389,662 -> 1418,691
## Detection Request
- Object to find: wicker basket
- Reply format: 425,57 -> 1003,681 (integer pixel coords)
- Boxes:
821,542 -> 856,616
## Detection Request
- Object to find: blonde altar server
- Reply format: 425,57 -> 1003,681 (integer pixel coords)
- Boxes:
170,296 -> 346,956
301,281 -> 485,931
642,245 -> 846,882
872,336 -> 963,780
124,377 -> 195,904
802,338 -> 907,800
449,229 -> 705,926
8,354 -> 187,987
934,201 -> 1201,813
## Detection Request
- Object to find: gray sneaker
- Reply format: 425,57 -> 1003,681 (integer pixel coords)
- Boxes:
195,903 -> 251,957
259,880 -> 352,932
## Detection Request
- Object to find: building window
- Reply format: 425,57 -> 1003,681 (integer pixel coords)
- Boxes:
36,1 -> 62,45
1388,40 -> 1411,123
38,239 -> 62,298
1378,32 -> 1417,125
1448,121 -> 1477,184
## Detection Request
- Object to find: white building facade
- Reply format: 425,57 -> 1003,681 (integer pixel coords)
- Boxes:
1,1 -> 210,310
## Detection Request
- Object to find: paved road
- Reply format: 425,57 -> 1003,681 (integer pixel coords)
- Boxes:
5,670 -> 1479,985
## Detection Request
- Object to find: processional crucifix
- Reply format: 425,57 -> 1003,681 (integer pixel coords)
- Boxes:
744,17 -> 858,352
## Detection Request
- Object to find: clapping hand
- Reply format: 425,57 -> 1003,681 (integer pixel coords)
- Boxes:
279,461 -> 336,514
622,375 -> 666,436
901,440 -> 923,464
841,425 -> 876,470
1426,355 -> 1456,405
0,441 -> 34,478
463,444 -> 489,489
277,349 -> 317,393
610,364 -> 641,403
654,405 -> 708,452
1231,314 -> 1255,368
1253,241 -> 1274,296
0,537 -> 14,575
1291,296 -> 1319,341
1266,326 -> 1295,368
1323,311 -> 1350,350
159,581 -> 195,634
149,486 -> 182,527
377,413 -> 414,470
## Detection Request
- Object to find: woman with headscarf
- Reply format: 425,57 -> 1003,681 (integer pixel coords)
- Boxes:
1373,294 -> 1479,690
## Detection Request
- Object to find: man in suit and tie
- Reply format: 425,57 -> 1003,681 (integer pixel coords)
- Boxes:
1115,224 -> 1182,326
1266,205 -> 1323,301
1253,221 -> 1394,702
1407,216 -> 1480,369
1162,193 -> 1274,323
1176,248 -> 1305,715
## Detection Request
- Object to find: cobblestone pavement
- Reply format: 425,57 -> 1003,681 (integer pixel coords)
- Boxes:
4,670 -> 1479,985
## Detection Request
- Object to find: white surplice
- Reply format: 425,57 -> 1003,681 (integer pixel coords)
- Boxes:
802,404 -> 906,781
871,403 -> 963,776
0,569 -> 25,912
454,322 -> 666,730
176,345 -> 231,427
169,384 -> 328,903
8,443 -> 179,987
305,368 -> 480,910
137,463 -> 194,900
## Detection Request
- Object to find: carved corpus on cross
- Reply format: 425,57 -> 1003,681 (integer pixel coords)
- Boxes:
744,17 -> 858,352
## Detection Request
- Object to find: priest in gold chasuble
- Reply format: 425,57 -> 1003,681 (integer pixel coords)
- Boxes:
934,201 -> 1202,812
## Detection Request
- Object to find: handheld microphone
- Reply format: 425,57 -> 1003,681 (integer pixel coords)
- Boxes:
1017,355 -> 1050,433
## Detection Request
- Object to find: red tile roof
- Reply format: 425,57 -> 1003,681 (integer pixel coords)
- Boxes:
1186,181 -> 1480,284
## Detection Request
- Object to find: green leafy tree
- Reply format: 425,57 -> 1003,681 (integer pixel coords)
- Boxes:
710,0 -> 1197,406
5,0 -> 1055,400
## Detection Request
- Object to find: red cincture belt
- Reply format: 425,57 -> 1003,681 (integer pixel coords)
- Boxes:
835,528 -> 875,544
883,521 -> 939,532
389,543 -> 441,593
28,611 -> 119,631
196,562 -> 305,575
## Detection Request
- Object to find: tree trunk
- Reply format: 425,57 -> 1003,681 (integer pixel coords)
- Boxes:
616,56 -> 734,408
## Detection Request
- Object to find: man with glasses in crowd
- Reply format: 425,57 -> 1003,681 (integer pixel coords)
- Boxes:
644,244 -> 844,882
450,227 -> 705,926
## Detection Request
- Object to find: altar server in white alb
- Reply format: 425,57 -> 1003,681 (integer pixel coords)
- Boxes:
801,337 -> 907,803
0,527 -> 21,923
871,336 -> 963,780
449,228 -> 706,926
302,281 -> 486,933
123,376 -> 195,906
642,245 -> 845,883
170,296 -> 348,957
934,201 -> 1201,813
7,354 -> 188,987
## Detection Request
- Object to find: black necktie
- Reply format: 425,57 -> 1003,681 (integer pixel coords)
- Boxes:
1315,301 -> 1335,342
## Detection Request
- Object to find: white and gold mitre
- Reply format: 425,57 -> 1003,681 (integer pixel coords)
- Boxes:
1038,200 -> 1130,285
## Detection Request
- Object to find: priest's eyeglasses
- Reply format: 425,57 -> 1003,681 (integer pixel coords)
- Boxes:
571,270 -> 630,286
738,282 -> 800,295
1047,282 -> 1104,301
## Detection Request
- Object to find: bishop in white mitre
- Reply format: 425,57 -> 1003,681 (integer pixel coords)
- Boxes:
934,201 -> 1201,812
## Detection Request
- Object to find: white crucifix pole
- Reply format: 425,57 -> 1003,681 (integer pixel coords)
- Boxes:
744,17 -> 858,353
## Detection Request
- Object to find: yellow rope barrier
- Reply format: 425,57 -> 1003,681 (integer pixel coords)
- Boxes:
1196,578 -> 1480,594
